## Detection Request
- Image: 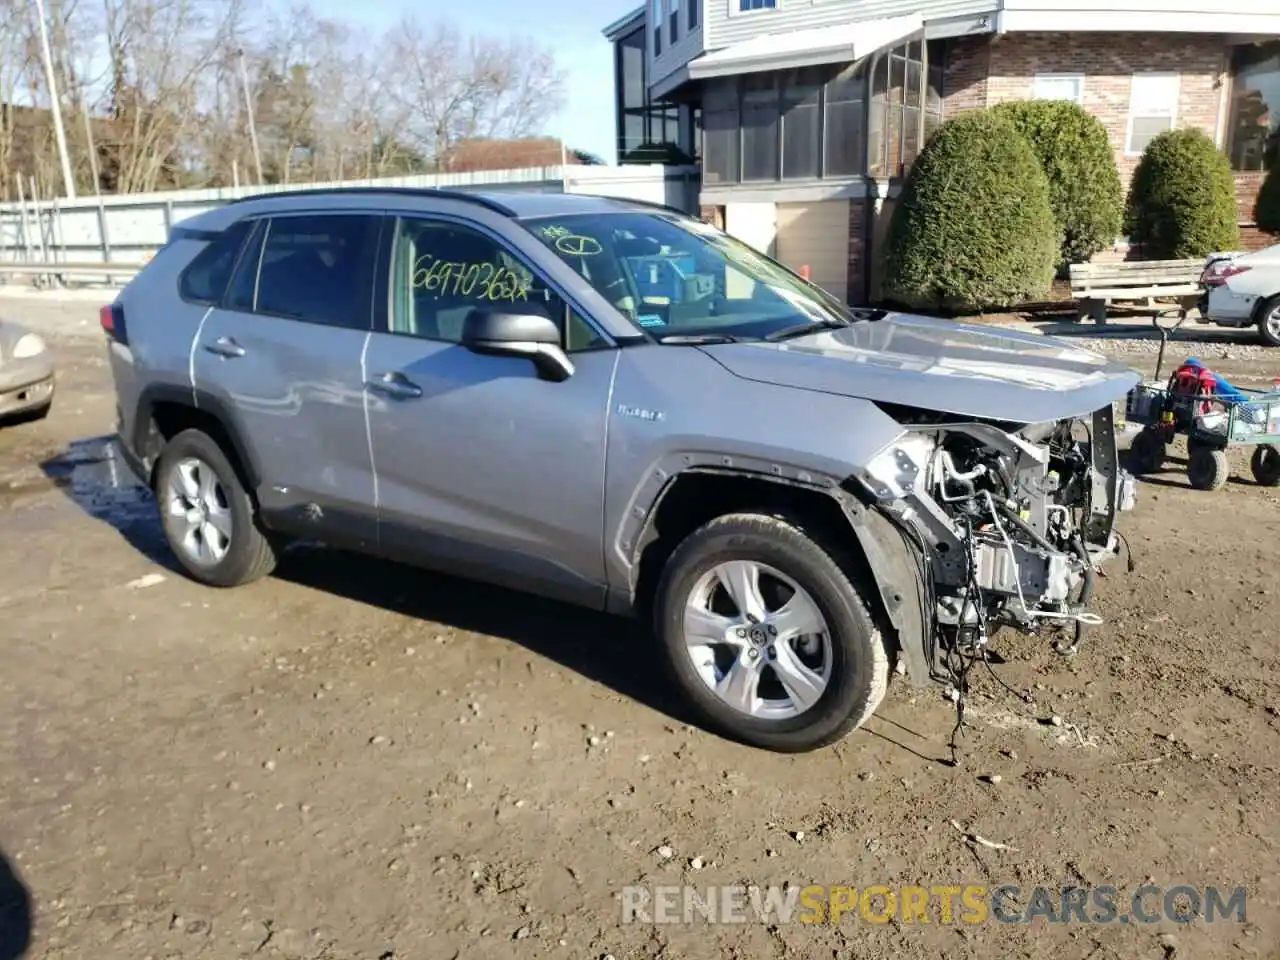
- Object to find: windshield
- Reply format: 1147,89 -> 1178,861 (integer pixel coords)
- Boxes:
521,211 -> 853,341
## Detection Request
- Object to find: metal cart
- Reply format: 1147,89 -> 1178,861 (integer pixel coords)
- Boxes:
1125,313 -> 1280,491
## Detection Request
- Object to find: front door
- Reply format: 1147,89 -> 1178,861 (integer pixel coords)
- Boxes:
191,212 -> 382,546
363,214 -> 617,607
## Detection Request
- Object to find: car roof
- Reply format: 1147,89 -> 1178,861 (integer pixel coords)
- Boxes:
175,187 -> 686,234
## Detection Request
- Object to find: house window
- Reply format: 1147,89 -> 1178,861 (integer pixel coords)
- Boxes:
782,67 -> 822,179
868,39 -> 938,178
741,73 -> 781,180
615,25 -> 648,159
1126,72 -> 1179,155
701,41 -> 939,184
689,0 -> 699,30
739,0 -> 776,10
670,0 -> 680,42
652,0 -> 662,54
924,44 -> 944,145
824,62 -> 866,177
703,78 -> 740,184
1033,73 -> 1084,104
1227,41 -> 1280,171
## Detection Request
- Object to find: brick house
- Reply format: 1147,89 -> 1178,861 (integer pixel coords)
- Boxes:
602,0 -> 1280,304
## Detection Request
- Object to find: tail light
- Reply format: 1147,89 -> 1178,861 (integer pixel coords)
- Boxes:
100,303 -> 127,344
1201,263 -> 1250,287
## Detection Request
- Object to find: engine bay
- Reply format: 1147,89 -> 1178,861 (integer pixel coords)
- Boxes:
855,404 -> 1137,675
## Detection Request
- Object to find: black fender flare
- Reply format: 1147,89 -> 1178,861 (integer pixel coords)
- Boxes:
621,459 -> 934,688
132,383 -> 264,492
837,494 -> 934,688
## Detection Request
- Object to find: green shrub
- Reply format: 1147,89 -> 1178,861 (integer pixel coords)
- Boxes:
1256,168 -> 1280,235
884,110 -> 1059,311
1125,128 -> 1240,258
991,100 -> 1123,267
1255,133 -> 1280,235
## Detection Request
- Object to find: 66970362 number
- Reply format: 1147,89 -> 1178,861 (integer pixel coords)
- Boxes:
411,255 -> 531,303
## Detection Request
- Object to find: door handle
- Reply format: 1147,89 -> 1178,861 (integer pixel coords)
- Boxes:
367,371 -> 423,400
204,336 -> 246,358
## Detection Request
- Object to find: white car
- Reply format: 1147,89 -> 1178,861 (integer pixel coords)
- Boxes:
1199,243 -> 1280,346
0,317 -> 55,422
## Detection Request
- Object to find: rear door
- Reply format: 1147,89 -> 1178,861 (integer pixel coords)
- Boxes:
190,212 -> 382,546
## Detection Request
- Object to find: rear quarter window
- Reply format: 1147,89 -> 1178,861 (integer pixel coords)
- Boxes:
177,220 -> 253,305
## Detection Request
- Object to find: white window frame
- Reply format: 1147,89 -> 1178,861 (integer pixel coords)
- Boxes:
1032,73 -> 1084,104
731,0 -> 779,16
1125,71 -> 1180,157
670,0 -> 681,43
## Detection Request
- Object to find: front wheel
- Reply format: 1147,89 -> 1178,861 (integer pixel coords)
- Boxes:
154,428 -> 278,587
654,512 -> 890,753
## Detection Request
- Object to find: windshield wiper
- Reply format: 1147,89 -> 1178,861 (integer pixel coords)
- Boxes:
656,333 -> 743,344
762,318 -> 849,342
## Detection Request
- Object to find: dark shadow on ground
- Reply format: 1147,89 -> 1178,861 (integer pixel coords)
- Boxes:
0,847 -> 32,960
36,434 -> 174,569
272,544 -> 699,729
36,435 -> 696,726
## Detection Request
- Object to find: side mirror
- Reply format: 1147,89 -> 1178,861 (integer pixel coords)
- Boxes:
460,309 -> 575,383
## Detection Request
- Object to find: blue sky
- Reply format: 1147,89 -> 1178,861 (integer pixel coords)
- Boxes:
309,0 -> 639,163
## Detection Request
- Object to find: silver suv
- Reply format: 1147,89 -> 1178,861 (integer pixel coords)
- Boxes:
104,188 -> 1138,752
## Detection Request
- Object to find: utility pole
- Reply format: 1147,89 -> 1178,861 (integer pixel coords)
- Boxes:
236,48 -> 264,185
32,0 -> 76,198
81,104 -> 100,195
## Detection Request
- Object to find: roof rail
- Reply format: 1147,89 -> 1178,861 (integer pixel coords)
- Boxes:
224,186 -> 518,217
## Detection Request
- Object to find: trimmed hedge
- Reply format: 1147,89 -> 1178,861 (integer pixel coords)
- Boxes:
884,110 -> 1059,311
991,100 -> 1123,267
1256,168 -> 1280,235
1255,135 -> 1280,235
1125,128 -> 1240,259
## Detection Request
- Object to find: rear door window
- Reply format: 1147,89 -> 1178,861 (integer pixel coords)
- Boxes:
245,214 -> 381,330
177,219 -> 253,305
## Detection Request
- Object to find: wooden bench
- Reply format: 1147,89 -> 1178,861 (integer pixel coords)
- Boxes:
1067,259 -> 1205,324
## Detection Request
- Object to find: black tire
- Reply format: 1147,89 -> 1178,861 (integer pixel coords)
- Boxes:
653,512 -> 890,753
1187,446 -> 1230,491
1128,428 -> 1167,475
1256,295 -> 1280,347
1250,445 -> 1280,487
154,427 -> 278,587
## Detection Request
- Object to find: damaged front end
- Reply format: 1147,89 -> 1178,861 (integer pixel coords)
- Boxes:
849,402 -> 1137,682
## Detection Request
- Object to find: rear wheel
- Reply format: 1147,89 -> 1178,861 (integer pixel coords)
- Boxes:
1187,445 -> 1230,491
154,428 -> 278,587
1128,428 -> 1167,475
654,512 -> 889,753
1250,445 -> 1280,487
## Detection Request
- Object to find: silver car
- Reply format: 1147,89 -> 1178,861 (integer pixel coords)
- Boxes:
103,188 -> 1139,752
0,317 -> 55,422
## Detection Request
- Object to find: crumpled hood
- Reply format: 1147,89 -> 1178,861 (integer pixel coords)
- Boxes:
697,312 -> 1140,423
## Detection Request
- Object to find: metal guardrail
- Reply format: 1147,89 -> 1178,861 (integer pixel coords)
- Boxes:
0,260 -> 145,287
0,261 -> 144,274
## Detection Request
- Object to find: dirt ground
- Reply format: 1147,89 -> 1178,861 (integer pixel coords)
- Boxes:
1,290 -> 1279,960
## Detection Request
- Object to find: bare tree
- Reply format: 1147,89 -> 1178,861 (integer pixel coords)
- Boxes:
0,2 -> 572,196
386,18 -> 566,170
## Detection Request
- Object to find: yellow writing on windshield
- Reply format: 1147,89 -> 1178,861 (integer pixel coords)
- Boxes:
555,234 -> 602,257
539,224 -> 602,257
411,255 -> 530,302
